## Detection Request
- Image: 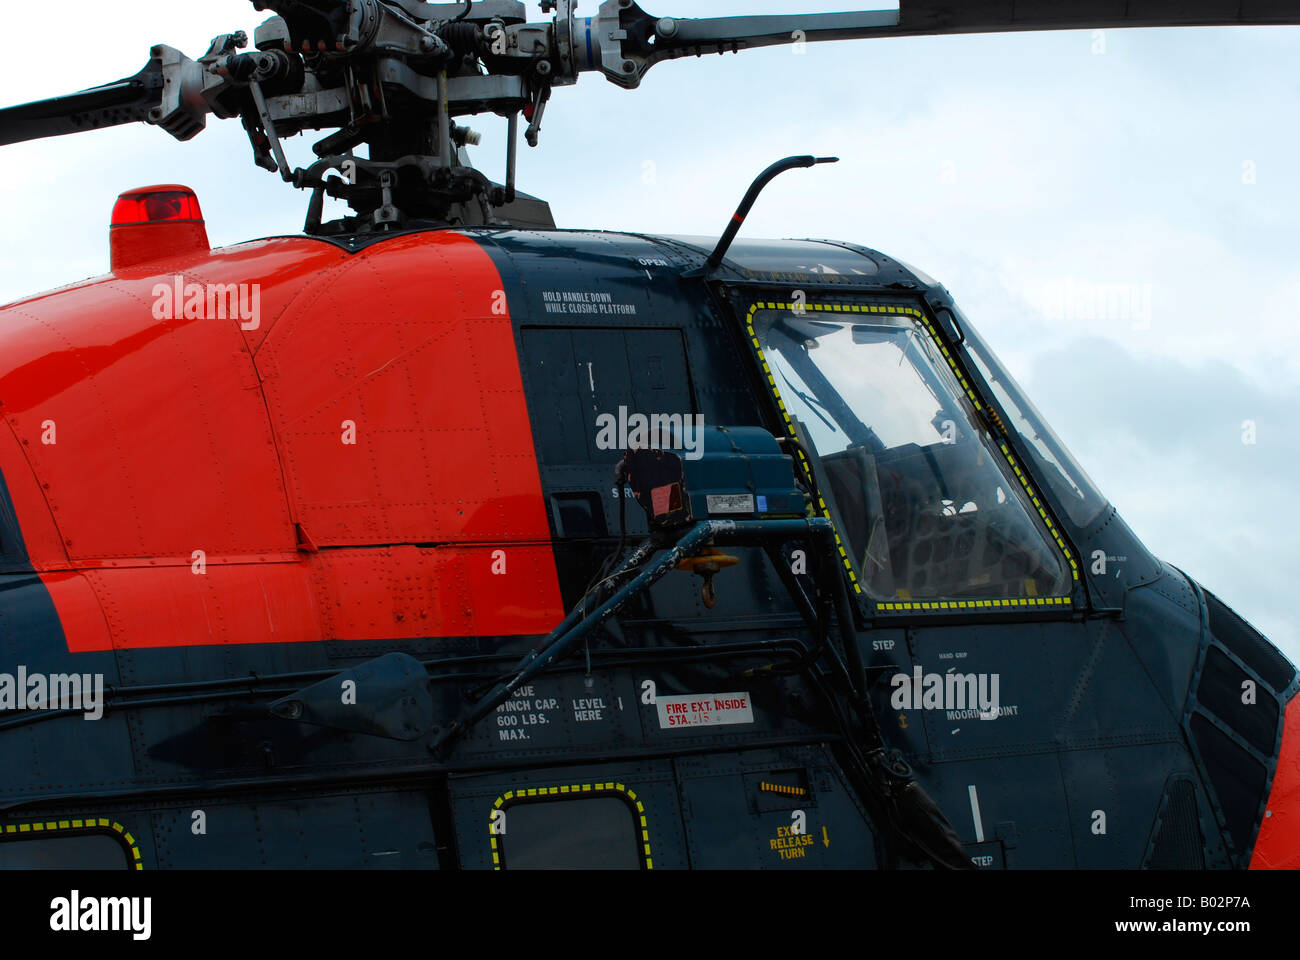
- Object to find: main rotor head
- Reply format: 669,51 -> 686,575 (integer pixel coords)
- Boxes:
4,0 -> 1296,233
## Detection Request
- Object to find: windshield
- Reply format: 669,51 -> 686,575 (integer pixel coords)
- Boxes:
751,305 -> 1075,605
958,314 -> 1108,528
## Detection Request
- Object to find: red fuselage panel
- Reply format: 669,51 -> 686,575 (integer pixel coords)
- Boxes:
0,238 -> 330,562
0,230 -> 564,649
1250,694 -> 1300,868
254,231 -> 551,546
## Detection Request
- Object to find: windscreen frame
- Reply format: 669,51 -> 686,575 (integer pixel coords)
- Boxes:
736,293 -> 1084,619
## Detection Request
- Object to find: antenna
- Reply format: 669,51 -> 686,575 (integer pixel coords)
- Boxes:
706,156 -> 838,271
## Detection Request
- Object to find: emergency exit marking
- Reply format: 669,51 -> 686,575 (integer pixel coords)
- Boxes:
656,692 -> 754,729
769,823 -> 816,861
768,817 -> 831,862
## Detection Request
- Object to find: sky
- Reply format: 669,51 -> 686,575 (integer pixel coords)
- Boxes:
0,1 -> 1296,658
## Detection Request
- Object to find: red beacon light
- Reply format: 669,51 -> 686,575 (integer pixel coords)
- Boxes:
109,184 -> 210,273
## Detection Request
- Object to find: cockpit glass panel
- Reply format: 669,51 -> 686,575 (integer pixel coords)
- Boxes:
751,306 -> 1074,603
960,317 -> 1108,527
664,237 -> 881,277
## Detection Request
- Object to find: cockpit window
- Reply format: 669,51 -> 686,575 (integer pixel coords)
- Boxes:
749,303 -> 1076,607
959,315 -> 1108,528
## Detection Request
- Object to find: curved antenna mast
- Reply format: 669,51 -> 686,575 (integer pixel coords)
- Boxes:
706,155 -> 838,271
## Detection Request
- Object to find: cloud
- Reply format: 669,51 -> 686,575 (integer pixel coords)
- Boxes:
1016,336 -> 1299,657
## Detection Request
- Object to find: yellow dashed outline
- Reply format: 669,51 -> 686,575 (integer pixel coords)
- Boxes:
997,440 -> 1080,582
759,781 -> 808,798
743,300 -> 1076,615
875,596 -> 1072,611
489,782 -> 652,871
1,817 -> 142,870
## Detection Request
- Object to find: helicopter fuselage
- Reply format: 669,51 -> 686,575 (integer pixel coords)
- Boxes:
0,218 -> 1293,870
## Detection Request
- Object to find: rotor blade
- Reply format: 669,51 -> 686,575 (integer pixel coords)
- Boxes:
662,10 -> 897,49
0,59 -> 163,147
658,1 -> 1300,54
896,0 -> 1300,35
